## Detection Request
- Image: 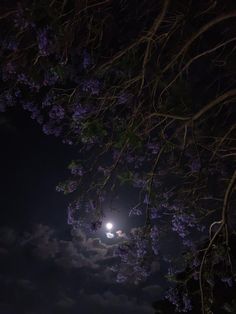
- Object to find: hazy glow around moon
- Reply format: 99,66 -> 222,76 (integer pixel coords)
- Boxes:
106,222 -> 113,230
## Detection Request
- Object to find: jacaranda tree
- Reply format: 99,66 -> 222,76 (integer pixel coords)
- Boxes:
1,1 -> 236,312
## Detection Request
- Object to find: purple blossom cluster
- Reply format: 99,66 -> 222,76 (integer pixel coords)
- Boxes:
2,37 -> 18,52
0,90 -> 16,112
13,5 -> 30,31
67,201 -> 81,225
171,213 -> 196,238
56,180 -> 78,194
189,159 -> 201,173
147,142 -> 160,155
82,49 -> 92,70
49,105 -> 65,121
43,69 -> 60,86
221,276 -> 233,287
22,102 -> 43,124
165,288 -> 192,312
69,162 -> 84,176
37,27 -> 55,56
17,73 -> 40,91
82,79 -> 100,96
132,174 -> 147,189
114,244 -> 129,263
90,220 -> 102,232
129,206 -> 142,216
42,121 -> 62,137
150,207 -> 159,219
150,225 -> 159,255
2,61 -> 17,81
116,92 -> 130,105
136,238 -> 148,258
116,272 -> 128,283
72,104 -> 88,121
113,225 -> 160,284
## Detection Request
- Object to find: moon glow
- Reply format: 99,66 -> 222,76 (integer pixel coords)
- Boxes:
106,222 -> 113,230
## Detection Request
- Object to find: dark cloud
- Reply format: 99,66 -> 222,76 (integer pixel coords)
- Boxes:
77,290 -> 154,314
142,285 -> 162,301
19,224 -> 116,270
0,224 -> 157,314
0,227 -> 16,246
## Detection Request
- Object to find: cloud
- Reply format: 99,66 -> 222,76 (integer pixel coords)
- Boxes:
0,223 -> 160,314
0,227 -> 16,246
106,232 -> 114,238
77,290 -> 155,314
20,224 -> 115,270
55,240 -> 98,269
55,294 -> 76,309
142,284 -> 162,301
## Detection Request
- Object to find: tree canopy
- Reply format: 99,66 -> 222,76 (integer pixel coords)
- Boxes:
1,1 -> 236,312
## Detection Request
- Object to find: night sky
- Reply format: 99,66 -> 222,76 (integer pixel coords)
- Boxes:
0,108 -> 161,313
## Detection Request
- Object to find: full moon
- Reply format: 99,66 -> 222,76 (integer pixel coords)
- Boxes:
106,222 -> 113,230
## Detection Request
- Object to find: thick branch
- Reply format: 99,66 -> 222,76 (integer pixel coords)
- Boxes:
199,170 -> 236,314
162,11 -> 236,73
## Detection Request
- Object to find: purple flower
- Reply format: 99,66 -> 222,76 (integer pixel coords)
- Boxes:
0,91 -> 16,112
133,265 -> 150,281
62,138 -> 73,145
136,239 -> 148,258
49,105 -> 65,120
189,159 -> 201,172
114,245 -> 129,263
117,92 -> 129,105
147,142 -> 160,154
82,79 -> 100,95
72,104 -> 87,120
182,294 -> 192,312
17,73 -> 29,84
182,239 -> 195,249
143,194 -> 150,205
221,276 -> 233,287
14,6 -> 29,31
37,27 -> 54,56
90,220 -> 102,232
3,38 -> 18,51
2,62 -> 16,81
55,180 -> 77,194
68,162 -> 84,176
151,207 -> 159,219
171,213 -> 196,238
42,92 -> 56,107
67,181 -> 78,193
43,69 -> 59,86
82,50 -> 91,69
129,206 -> 142,216
132,175 -> 147,188
17,74 -> 40,90
151,225 -> 159,255
165,289 -> 192,312
42,121 -> 62,137
116,272 -> 127,283
67,201 -> 80,225
165,288 -> 179,307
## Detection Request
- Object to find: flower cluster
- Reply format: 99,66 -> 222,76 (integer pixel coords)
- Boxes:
171,213 -> 196,238
165,288 -> 192,312
37,27 -> 55,56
